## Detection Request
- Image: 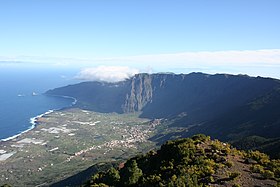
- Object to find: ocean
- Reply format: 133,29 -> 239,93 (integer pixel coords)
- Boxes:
0,66 -> 78,140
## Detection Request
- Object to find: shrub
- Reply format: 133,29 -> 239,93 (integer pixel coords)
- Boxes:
145,174 -> 162,184
205,176 -> 215,183
250,164 -> 264,173
261,169 -> 275,179
211,140 -> 223,151
90,183 -> 109,187
232,184 -> 241,187
268,160 -> 280,178
192,134 -> 210,143
246,150 -> 270,165
1,185 -> 12,187
229,172 -> 240,180
224,160 -> 234,168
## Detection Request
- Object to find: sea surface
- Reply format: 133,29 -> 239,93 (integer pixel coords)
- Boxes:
0,66 -> 78,140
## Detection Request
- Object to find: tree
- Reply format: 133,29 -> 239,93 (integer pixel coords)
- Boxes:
103,167 -> 120,185
120,159 -> 143,185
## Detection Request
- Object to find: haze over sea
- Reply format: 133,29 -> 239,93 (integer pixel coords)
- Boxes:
0,65 -> 78,140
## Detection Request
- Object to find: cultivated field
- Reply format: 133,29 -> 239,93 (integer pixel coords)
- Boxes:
0,108 -> 159,186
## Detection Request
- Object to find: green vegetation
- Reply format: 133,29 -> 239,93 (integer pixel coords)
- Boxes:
234,135 -> 280,160
48,73 -> 280,161
246,150 -> 270,165
0,185 -> 12,187
2,73 -> 280,186
1,106 -> 280,186
232,184 -> 241,187
228,171 -> 240,180
247,150 -> 280,180
85,134 -> 279,186
0,109 -> 157,187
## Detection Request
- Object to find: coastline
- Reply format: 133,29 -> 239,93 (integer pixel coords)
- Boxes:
59,95 -> 77,105
0,110 -> 54,142
0,94 -> 77,142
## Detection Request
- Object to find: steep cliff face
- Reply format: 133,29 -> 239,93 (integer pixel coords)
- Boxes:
46,72 -> 280,158
47,72 -> 280,134
47,73 -> 280,119
137,73 -> 280,120
122,74 -> 153,113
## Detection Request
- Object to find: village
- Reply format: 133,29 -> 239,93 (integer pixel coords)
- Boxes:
0,108 -> 160,186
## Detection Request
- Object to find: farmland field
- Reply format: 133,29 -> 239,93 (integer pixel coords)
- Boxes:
0,108 -> 159,186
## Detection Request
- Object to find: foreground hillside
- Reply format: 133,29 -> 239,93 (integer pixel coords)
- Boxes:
85,135 -> 280,187
47,72 -> 280,158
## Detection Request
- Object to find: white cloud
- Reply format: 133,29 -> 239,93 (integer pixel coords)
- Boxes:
76,66 -> 139,82
2,49 -> 280,68
114,49 -> 280,67
100,49 -> 280,78
1,49 -> 280,78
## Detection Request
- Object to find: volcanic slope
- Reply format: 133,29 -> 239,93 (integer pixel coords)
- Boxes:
47,73 -> 280,157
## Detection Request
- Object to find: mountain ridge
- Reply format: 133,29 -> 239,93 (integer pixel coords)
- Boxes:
46,72 -> 280,157
47,72 -> 280,115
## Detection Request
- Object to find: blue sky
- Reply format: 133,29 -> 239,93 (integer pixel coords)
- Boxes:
0,0 -> 280,79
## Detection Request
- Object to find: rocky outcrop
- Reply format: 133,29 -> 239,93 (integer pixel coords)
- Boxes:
122,74 -> 153,113
47,73 -> 280,119
46,72 -> 280,159
46,72 -> 280,139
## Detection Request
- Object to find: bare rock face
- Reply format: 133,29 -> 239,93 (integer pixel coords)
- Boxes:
47,72 -> 280,149
47,72 -> 280,123
47,73 -> 280,122
122,74 -> 153,113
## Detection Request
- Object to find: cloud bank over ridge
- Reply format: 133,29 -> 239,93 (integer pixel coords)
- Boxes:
1,49 -> 280,79
76,66 -> 139,82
